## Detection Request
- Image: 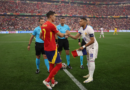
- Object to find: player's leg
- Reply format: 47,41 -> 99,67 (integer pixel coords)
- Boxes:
83,54 -> 89,78
35,42 -> 41,74
80,56 -> 83,67
44,63 -> 62,88
99,34 -> 101,38
41,43 -> 50,72
116,31 -> 118,35
36,55 -> 40,74
43,54 -> 49,72
83,48 -> 95,83
113,31 -> 115,35
84,61 -> 95,83
80,39 -> 85,69
43,50 -> 62,89
102,33 -> 104,38
49,63 -> 56,87
58,39 -> 63,56
65,50 -> 70,65
64,39 -> 72,69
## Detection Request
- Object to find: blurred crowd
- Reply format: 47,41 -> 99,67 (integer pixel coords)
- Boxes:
0,16 -> 130,31
0,1 -> 130,31
69,0 -> 130,2
0,1 -> 130,16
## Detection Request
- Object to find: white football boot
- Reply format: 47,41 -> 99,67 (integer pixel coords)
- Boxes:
83,74 -> 89,78
51,81 -> 58,87
43,80 -> 52,89
83,78 -> 93,83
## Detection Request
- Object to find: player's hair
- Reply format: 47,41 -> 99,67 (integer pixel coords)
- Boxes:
46,11 -> 55,18
39,17 -> 44,22
80,17 -> 87,21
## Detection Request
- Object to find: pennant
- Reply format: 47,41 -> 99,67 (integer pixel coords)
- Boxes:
71,48 -> 87,58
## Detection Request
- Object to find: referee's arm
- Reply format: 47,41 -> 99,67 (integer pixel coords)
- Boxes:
27,35 -> 34,51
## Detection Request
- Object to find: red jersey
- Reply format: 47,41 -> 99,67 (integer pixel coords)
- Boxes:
41,21 -> 59,51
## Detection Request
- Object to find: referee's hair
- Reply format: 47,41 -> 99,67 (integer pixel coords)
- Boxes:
86,18 -> 90,21
80,17 -> 87,21
46,11 -> 55,18
39,17 -> 44,22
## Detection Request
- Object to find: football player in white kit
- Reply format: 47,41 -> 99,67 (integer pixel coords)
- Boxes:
100,27 -> 104,38
69,17 -> 98,83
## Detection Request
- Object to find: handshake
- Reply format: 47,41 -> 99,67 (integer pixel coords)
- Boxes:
65,30 -> 70,38
66,30 -> 70,35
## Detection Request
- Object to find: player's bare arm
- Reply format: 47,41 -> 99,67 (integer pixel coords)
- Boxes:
79,37 -> 94,50
55,34 -> 58,43
78,36 -> 81,46
39,32 -> 43,40
56,30 -> 70,37
69,32 -> 81,39
55,34 -> 57,39
27,35 -> 34,51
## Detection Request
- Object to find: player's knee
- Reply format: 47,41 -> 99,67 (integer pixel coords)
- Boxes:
43,54 -> 47,59
36,55 -> 40,59
65,50 -> 69,55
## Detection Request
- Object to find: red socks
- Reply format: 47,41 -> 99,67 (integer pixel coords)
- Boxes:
49,63 -> 54,73
51,78 -> 55,84
46,63 -> 62,82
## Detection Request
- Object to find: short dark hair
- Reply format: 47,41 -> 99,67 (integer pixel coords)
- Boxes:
39,17 -> 44,22
80,17 -> 87,21
46,11 -> 55,18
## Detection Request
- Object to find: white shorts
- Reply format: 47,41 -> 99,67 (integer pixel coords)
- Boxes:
86,43 -> 98,62
100,33 -> 104,35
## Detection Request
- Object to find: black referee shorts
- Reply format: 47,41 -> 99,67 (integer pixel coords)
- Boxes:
58,38 -> 69,51
35,42 -> 45,55
81,39 -> 86,46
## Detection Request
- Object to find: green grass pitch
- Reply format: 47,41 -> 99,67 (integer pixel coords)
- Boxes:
0,32 -> 130,90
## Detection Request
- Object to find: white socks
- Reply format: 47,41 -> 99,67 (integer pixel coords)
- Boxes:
100,34 -> 104,38
88,61 -> 95,79
87,60 -> 90,72
103,35 -> 104,38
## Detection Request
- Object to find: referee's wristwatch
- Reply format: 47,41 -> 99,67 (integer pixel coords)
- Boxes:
28,44 -> 30,46
64,34 -> 68,37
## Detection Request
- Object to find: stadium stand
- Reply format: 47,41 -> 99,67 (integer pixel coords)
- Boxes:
0,0 -> 130,31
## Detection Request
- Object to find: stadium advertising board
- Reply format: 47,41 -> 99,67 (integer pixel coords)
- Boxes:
0,30 -> 130,34
9,31 -> 16,33
0,31 -> 9,34
94,30 -> 109,32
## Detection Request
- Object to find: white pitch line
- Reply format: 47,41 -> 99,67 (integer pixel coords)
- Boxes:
63,69 -> 87,90
30,33 -> 87,90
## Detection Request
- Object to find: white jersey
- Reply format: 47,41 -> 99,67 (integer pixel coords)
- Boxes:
78,25 -> 98,49
100,28 -> 104,34
78,25 -> 98,60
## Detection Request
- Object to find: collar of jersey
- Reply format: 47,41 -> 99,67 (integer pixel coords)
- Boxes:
60,24 -> 65,27
83,25 -> 87,30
